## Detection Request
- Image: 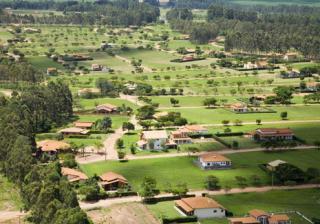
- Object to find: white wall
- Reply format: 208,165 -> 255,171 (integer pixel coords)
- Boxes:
194,208 -> 225,219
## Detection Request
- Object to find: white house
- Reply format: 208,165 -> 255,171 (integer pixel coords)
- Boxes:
137,130 -> 168,150
198,153 -> 232,170
175,197 -> 226,219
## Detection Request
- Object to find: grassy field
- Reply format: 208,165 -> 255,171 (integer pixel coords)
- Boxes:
213,189 -> 320,221
163,105 -> 320,124
78,97 -> 138,111
146,189 -> 319,224
81,149 -> 320,191
208,122 -> 320,144
0,175 -> 22,211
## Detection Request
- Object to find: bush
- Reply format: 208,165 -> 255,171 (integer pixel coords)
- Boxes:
162,216 -> 197,224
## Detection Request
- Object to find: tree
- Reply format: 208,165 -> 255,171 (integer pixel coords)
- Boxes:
5,135 -> 34,185
233,119 -> 242,126
222,120 -> 230,126
232,141 -> 239,149
205,175 -> 220,190
280,111 -> 288,120
116,139 -> 124,149
117,150 -> 126,159
122,122 -> 135,132
137,105 -> 155,120
314,141 -> 320,150
273,86 -> 295,104
203,97 -> 217,108
171,183 -> 188,197
235,176 -> 247,188
98,116 -> 112,130
140,177 -> 159,199
170,98 -> 179,107
256,119 -> 261,125
130,144 -> 136,154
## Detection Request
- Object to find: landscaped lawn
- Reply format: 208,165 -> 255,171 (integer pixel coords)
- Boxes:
208,122 -> 320,144
213,189 -> 320,221
0,175 -> 23,211
163,105 -> 320,124
80,150 -> 320,191
78,97 -> 138,111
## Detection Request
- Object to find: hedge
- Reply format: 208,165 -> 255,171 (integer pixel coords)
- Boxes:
143,194 -> 196,204
212,135 -> 231,148
162,216 -> 197,224
215,132 -> 243,137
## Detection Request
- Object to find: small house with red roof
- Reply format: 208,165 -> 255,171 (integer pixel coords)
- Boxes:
175,197 -> 226,219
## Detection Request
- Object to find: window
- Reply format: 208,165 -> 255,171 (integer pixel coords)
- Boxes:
213,210 -> 217,213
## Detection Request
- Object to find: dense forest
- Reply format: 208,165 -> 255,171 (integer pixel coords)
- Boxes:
167,4 -> 320,59
0,0 -> 160,26
0,83 -> 87,224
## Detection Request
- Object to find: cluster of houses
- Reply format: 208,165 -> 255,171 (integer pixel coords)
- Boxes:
137,125 -> 209,150
136,125 -> 295,152
174,196 -> 290,224
61,168 -> 129,192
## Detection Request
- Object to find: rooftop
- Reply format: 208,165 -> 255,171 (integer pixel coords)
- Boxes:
176,197 -> 224,213
228,217 -> 260,224
142,130 -> 168,139
61,167 -> 88,182
199,153 -> 231,163
37,140 -> 70,152
99,171 -> 127,183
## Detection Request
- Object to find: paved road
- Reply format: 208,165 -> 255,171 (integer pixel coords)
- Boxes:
80,184 -> 319,210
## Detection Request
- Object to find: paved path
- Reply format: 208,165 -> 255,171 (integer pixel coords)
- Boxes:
80,184 -> 319,210
0,211 -> 26,222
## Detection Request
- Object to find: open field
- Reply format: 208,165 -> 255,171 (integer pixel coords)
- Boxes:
0,175 -> 22,211
81,149 -> 320,191
87,202 -> 158,224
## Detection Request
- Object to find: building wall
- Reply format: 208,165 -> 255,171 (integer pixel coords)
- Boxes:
194,208 -> 225,219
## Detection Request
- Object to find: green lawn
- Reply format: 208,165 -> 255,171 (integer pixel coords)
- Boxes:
213,189 -> 320,221
163,105 -> 320,124
78,97 -> 138,111
0,175 -> 23,211
208,122 -> 320,144
80,150 -> 320,191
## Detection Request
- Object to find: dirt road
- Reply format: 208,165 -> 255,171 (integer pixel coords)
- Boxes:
80,184 -> 319,210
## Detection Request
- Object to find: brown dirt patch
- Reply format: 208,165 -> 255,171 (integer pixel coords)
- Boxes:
87,202 -> 159,224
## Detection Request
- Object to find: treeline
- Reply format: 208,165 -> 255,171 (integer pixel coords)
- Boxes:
0,0 -> 159,26
167,0 -> 224,9
0,83 -> 89,223
214,5 -> 320,58
169,17 -> 219,44
0,58 -> 43,83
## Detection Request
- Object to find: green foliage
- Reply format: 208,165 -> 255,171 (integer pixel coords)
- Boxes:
205,175 -> 220,190
140,176 -> 159,198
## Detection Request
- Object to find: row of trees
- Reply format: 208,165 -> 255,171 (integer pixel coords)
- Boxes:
0,84 -> 90,223
0,58 -> 42,83
0,0 -> 160,26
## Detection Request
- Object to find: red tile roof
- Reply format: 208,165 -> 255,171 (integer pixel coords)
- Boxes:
175,197 -> 224,213
199,153 -> 231,163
